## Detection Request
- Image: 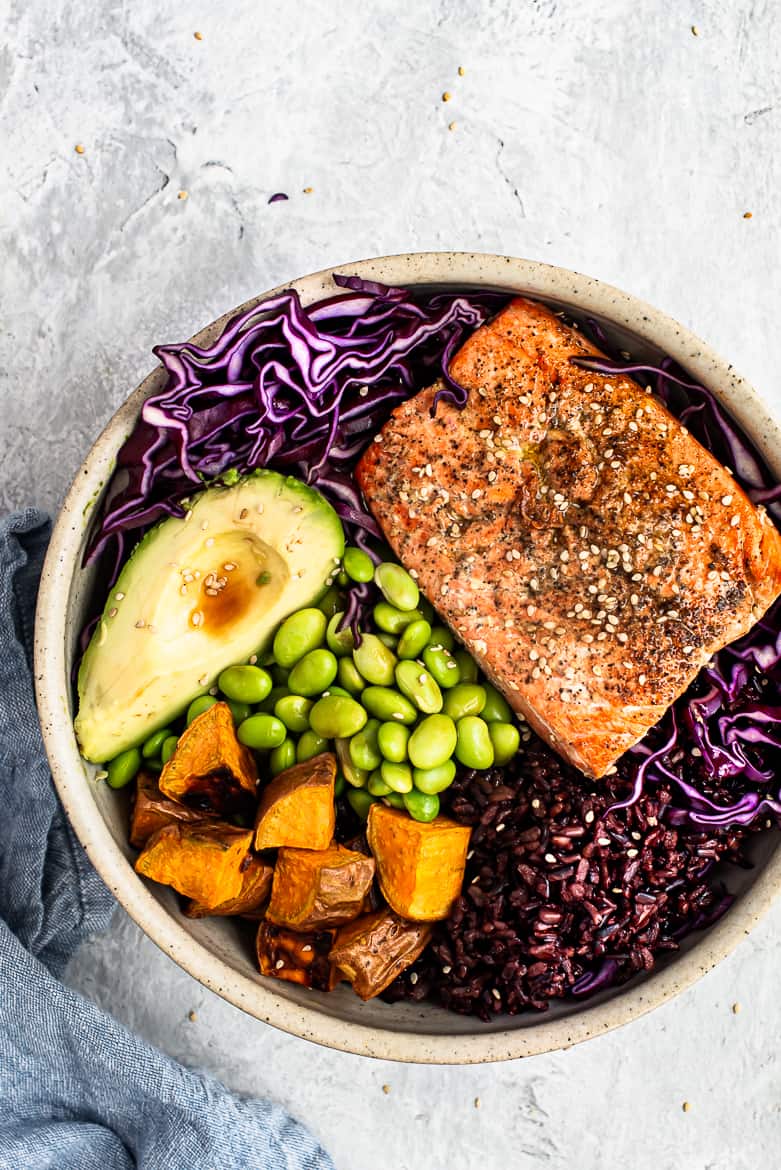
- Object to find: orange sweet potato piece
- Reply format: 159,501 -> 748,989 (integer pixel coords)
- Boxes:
266,845 -> 375,931
130,771 -> 215,849
135,821 -> 253,909
159,702 -> 257,815
256,921 -> 338,991
366,804 -> 472,921
184,855 -> 274,919
329,908 -> 432,1000
253,753 -> 335,851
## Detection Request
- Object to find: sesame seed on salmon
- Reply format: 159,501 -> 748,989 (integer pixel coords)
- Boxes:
355,297 -> 781,779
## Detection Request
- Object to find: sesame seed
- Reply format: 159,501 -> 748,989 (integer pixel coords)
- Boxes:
115,592 -> 125,601
135,620 -> 145,629
639,673 -> 647,685
108,607 -> 118,617
544,852 -> 557,863
730,515 -> 740,528
191,611 -> 203,627
597,837 -> 611,847
626,848 -> 639,858
585,810 -> 595,824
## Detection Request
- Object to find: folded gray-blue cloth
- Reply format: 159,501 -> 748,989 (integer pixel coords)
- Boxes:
0,509 -> 334,1170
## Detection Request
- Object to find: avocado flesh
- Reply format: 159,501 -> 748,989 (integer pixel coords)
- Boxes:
75,471 -> 344,762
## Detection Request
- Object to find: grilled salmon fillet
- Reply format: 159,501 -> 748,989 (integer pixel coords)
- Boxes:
356,297 -> 781,779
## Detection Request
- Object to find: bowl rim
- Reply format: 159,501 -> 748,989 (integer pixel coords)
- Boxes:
34,251 -> 781,1064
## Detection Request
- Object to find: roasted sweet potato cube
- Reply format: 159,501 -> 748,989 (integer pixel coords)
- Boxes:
366,804 -> 472,921
256,921 -> 338,991
184,855 -> 274,919
253,753 -> 335,851
130,771 -> 215,849
159,702 -> 257,815
135,821 -> 253,909
266,845 -> 375,931
330,909 -> 432,1000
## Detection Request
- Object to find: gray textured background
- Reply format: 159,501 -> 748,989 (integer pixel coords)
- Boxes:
3,1 -> 781,1167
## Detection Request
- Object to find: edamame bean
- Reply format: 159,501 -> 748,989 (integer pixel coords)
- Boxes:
237,713 -> 287,751
335,738 -> 369,787
257,685 -> 289,713
296,729 -> 329,762
337,657 -> 365,694
270,738 -> 296,776
376,632 -> 399,650
373,602 -> 423,635
353,634 -> 397,687
407,714 -> 457,769
274,694 -> 313,733
226,699 -> 251,725
361,686 -> 417,725
454,650 -> 478,684
380,760 -> 413,793
383,792 -> 406,810
322,686 -> 351,698
347,788 -> 377,820
481,683 -> 513,724
368,770 -> 393,797
326,611 -> 355,656
429,624 -> 455,651
377,721 -> 410,764
395,660 -> 443,714
309,695 -> 367,739
443,683 -> 486,721
141,727 -> 172,760
218,664 -> 273,704
423,644 -> 461,689
455,716 -> 494,769
105,747 -> 141,790
317,586 -> 342,618
186,694 -> 217,725
488,721 -> 521,766
412,759 -> 456,794
374,562 -> 420,611
343,545 -> 375,583
333,772 -> 346,798
272,608 -> 327,668
161,735 -> 179,765
403,790 -> 440,823
396,619 -> 432,660
287,648 -> 338,697
349,719 -> 382,771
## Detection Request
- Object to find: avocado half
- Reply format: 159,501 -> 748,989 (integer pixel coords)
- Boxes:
75,471 -> 344,763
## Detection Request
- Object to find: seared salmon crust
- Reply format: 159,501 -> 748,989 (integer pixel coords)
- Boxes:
356,297 -> 781,779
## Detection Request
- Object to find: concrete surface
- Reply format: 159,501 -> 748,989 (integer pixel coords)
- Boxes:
2,1 -> 781,1167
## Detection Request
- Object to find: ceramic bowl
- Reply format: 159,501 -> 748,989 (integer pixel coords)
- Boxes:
34,253 -> 781,1063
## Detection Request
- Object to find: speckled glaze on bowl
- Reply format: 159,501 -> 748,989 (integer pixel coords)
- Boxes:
34,254 -> 781,1063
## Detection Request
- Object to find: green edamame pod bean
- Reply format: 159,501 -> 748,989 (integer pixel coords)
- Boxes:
373,601 -> 423,635
429,624 -> 455,651
333,772 -> 346,798
270,664 -> 290,687
396,618 -> 432,660
105,747 -> 141,790
454,650 -> 478,684
161,735 -> 179,765
274,694 -> 313,733
352,634 -> 397,687
237,713 -> 287,751
186,694 -> 217,725
287,648 -> 338,697
368,770 -> 393,797
403,789 -> 440,823
488,721 -> 521,766
309,695 -> 367,739
374,562 -> 420,611
383,792 -> 406,809
347,788 -> 377,820
377,721 -> 410,764
272,608 -> 327,668
326,611 -> 356,656
226,699 -> 252,725
455,715 -> 495,769
343,546 -> 375,583
361,686 -> 418,725
407,714 -> 458,769
335,738 -> 369,788
423,644 -> 461,689
317,586 -> 342,618
297,729 -> 329,763
217,664 -> 273,704
412,759 -> 456,794
395,660 -> 443,714
380,760 -> 413,793
337,657 -> 365,695
481,683 -> 513,724
142,727 -> 172,760
443,683 -> 486,721
270,738 -> 296,776
349,719 -> 382,771
376,632 -> 398,650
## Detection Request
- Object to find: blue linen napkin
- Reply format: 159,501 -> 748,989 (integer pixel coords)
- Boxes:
0,509 -> 334,1170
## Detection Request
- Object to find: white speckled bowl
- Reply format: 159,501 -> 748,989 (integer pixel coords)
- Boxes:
34,254 -> 781,1063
